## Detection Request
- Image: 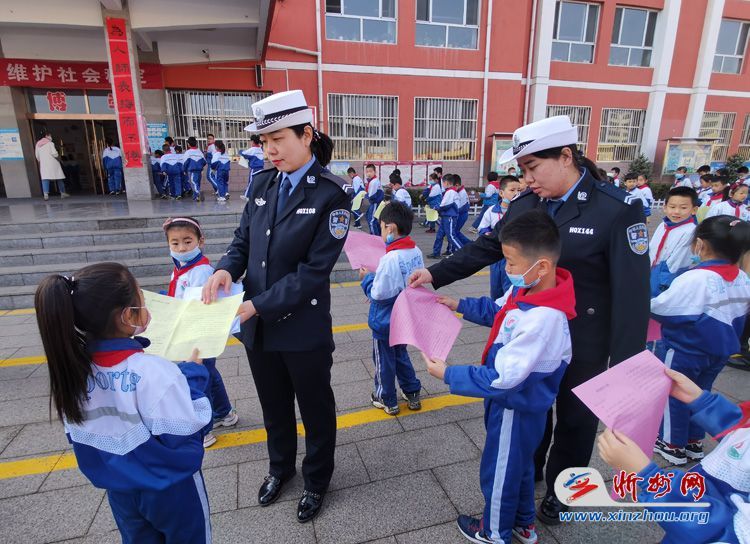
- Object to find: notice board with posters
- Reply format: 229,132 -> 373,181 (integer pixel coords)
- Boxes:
490,137 -> 518,176
662,140 -> 715,174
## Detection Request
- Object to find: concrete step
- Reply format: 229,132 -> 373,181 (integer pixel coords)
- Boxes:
0,262 -> 359,310
0,239 -> 236,267
0,222 -> 241,250
0,210 -> 242,235
0,249 -> 351,288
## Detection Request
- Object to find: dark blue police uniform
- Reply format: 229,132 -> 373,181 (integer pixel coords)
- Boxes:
216,157 -> 352,494
428,168 -> 650,493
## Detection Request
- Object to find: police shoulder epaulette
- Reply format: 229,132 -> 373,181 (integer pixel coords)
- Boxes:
320,170 -> 354,194
594,181 -> 633,205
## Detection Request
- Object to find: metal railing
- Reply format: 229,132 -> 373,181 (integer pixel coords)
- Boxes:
700,111 -> 736,162
597,108 -> 646,162
547,104 -> 592,155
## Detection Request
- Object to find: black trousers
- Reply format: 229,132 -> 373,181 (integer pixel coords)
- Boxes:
245,342 -> 336,495
534,357 -> 606,494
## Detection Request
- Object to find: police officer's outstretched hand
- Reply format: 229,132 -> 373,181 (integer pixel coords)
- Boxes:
202,270 -> 233,303
408,268 -> 433,288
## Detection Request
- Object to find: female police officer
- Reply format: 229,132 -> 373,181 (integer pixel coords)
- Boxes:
409,115 -> 650,525
202,90 -> 352,523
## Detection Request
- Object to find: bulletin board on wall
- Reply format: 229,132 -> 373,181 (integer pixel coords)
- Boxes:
490,136 -> 518,175
662,140 -> 716,174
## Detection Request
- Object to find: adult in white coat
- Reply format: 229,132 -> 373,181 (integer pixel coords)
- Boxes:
35,130 -> 69,201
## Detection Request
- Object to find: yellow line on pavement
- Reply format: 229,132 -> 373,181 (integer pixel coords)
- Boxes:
0,393 -> 482,481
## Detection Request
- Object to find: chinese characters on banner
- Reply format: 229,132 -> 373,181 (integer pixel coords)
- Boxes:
0,59 -> 163,90
105,17 -> 142,168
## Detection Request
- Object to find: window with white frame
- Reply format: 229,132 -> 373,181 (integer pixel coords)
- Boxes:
325,0 -> 397,44
739,114 -> 750,161
551,1 -> 600,63
713,19 -> 750,74
414,97 -> 477,160
700,111 -> 737,161
328,94 -> 398,160
546,105 -> 592,155
596,108 -> 646,162
167,90 -> 270,155
415,0 -> 479,50
609,7 -> 658,67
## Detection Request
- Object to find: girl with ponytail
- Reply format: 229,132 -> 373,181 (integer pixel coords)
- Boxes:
651,216 -> 750,465
34,262 -> 214,543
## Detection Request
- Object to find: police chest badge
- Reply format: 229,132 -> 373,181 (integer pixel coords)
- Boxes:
626,223 -> 648,255
329,209 -> 350,239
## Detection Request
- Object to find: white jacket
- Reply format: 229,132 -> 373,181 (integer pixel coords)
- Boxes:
35,139 -> 65,180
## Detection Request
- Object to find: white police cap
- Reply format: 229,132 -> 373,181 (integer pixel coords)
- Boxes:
244,90 -> 314,134
499,115 -> 579,164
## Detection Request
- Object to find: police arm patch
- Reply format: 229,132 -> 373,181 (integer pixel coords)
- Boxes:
626,222 -> 649,255
329,209 -> 350,239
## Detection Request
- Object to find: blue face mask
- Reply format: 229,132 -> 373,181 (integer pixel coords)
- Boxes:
675,174 -> 684,180
506,260 -> 541,288
171,246 -> 201,264
386,234 -> 395,244
502,198 -> 511,205
690,240 -> 703,265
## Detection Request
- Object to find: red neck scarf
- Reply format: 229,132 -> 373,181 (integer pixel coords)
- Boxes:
480,268 -> 577,365
168,256 -> 211,297
700,263 -> 740,282
385,236 -> 416,253
651,217 -> 696,266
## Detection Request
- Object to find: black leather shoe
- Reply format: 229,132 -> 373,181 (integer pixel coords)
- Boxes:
258,475 -> 285,507
297,490 -> 324,523
537,493 -> 568,526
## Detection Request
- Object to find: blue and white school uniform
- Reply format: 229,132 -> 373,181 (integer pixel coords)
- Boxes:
636,391 -> 750,544
652,261 -> 750,447
649,217 -> 696,296
393,187 -> 412,207
707,200 -> 750,222
150,156 -> 165,196
361,237 -> 424,407
637,184 -> 654,217
456,186 -> 472,245
673,176 -> 693,189
102,146 -> 123,193
447,269 -> 575,544
159,153 -> 184,197
425,182 -> 443,228
697,186 -> 713,206
351,175 -> 365,225
205,143 -> 218,192
473,181 -> 499,229
366,177 -> 384,235
210,152 -> 230,198
478,202 -> 511,299
184,147 -> 207,201
240,146 -> 265,199
433,187 -> 464,255
68,337 -> 212,543
169,253 -> 233,420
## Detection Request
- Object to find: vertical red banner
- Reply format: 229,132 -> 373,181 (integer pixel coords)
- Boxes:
105,17 -> 142,168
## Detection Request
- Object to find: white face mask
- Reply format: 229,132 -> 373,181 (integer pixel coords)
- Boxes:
121,306 -> 151,336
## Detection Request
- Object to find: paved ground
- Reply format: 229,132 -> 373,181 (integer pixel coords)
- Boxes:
0,197 -> 747,543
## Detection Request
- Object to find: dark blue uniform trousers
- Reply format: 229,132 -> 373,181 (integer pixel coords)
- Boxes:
433,216 -> 463,255
108,471 -> 211,544
656,342 -> 725,447
372,339 -> 421,407
481,404 -> 546,543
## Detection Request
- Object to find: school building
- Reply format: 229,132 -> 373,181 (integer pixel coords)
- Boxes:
1,0 -> 749,199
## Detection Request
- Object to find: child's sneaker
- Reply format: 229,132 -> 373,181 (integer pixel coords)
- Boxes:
512,524 -> 539,544
685,440 -> 704,460
371,393 -> 400,416
401,390 -> 421,410
214,408 -> 239,428
654,438 -> 687,465
217,196 -> 227,202
456,514 -> 492,543
203,432 -> 217,448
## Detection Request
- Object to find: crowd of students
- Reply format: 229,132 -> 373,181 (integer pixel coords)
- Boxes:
30,131 -> 750,543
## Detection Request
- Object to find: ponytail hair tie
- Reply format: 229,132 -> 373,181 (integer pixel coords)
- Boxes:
312,128 -> 321,141
61,275 -> 77,295
730,220 -> 741,227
